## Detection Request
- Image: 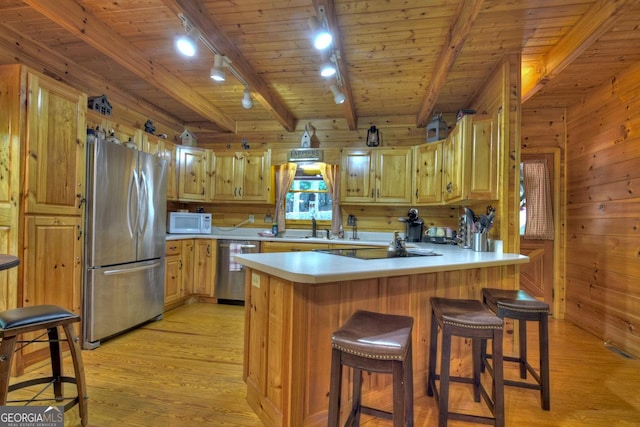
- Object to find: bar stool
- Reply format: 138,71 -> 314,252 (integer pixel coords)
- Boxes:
427,297 -> 504,427
328,310 -> 414,427
0,305 -> 88,426
481,288 -> 550,410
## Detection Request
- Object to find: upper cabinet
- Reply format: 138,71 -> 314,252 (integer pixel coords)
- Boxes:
178,146 -> 209,201
211,151 -> 271,202
341,148 -> 412,204
25,70 -> 87,216
161,140 -> 179,201
441,114 -> 499,204
413,142 -> 443,205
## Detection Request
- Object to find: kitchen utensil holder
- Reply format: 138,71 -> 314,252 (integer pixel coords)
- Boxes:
473,232 -> 488,252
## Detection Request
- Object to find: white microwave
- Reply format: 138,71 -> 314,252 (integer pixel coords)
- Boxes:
168,212 -> 212,234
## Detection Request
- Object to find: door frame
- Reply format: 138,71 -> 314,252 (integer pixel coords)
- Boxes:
521,147 -> 564,318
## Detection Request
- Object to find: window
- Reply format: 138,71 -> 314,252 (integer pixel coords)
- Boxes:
285,163 -> 332,221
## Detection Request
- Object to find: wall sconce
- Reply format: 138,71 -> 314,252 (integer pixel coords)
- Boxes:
241,87 -> 253,109
308,12 -> 332,50
366,125 -> 380,147
330,84 -> 346,104
176,18 -> 200,57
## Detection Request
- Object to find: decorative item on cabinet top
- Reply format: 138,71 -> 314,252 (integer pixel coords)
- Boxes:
88,94 -> 112,116
426,113 -> 447,142
180,129 -> 198,146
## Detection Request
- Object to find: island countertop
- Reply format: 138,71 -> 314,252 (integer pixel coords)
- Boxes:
234,243 -> 528,284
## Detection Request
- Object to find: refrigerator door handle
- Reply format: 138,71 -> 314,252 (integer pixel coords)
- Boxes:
138,170 -> 149,236
127,169 -> 138,236
103,261 -> 162,276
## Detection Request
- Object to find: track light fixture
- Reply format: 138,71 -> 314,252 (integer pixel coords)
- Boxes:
176,18 -> 200,57
210,54 -> 228,82
241,87 -> 253,109
308,7 -> 332,50
330,84 -> 346,104
320,60 -> 336,78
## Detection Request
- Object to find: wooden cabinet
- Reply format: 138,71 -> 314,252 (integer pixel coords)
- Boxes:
340,148 -> 412,204
141,133 -> 163,156
211,151 -> 271,202
192,239 -> 216,296
413,142 -> 443,204
178,146 -> 208,201
442,114 -> 499,204
161,140 -> 179,201
164,239 -> 194,309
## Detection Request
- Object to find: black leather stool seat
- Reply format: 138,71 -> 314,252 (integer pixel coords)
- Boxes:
427,297 -> 504,427
0,305 -> 88,426
481,288 -> 550,410
328,310 -> 414,427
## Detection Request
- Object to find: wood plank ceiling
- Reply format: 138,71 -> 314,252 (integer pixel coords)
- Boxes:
1,0 -> 639,137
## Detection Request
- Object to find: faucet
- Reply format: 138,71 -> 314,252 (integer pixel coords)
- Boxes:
311,218 -> 317,238
324,229 -> 331,240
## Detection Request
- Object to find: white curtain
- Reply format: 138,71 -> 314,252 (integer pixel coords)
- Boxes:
523,161 -> 554,240
319,163 -> 341,234
274,163 -> 297,232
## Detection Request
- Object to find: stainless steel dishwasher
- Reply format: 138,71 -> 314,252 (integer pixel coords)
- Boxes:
215,240 -> 259,304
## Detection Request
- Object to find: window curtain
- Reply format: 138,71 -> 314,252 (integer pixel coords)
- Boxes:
274,163 -> 297,232
523,161 -> 554,240
319,163 -> 342,234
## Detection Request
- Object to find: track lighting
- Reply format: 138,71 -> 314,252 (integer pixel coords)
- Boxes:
308,14 -> 332,50
210,54 -> 227,82
241,87 -> 253,109
176,27 -> 200,57
330,84 -> 346,104
320,60 -> 336,78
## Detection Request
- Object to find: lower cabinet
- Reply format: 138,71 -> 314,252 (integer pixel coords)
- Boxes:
164,238 -> 216,310
192,239 -> 216,297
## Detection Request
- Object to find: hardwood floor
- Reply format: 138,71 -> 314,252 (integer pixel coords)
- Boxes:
11,302 -> 640,426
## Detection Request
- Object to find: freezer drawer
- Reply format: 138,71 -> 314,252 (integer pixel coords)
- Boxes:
83,259 -> 164,349
215,240 -> 259,302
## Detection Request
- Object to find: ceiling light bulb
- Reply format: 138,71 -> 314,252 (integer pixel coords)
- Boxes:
308,16 -> 333,50
330,84 -> 346,104
176,30 -> 199,57
320,60 -> 337,78
210,54 -> 226,82
241,88 -> 253,109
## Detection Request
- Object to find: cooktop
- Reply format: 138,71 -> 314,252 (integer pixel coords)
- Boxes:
313,247 -> 441,260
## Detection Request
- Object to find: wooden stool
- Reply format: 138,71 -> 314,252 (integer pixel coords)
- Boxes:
328,310 -> 414,427
427,297 -> 504,427
0,305 -> 88,426
481,288 -> 550,410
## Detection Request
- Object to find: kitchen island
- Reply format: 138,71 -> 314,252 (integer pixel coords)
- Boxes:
235,244 -> 528,427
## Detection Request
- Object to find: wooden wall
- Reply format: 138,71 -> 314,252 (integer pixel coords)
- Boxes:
563,61 -> 640,358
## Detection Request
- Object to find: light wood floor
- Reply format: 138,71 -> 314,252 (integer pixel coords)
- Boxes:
12,302 -> 640,426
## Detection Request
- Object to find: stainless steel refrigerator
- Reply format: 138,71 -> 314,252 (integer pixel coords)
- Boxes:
83,139 -> 167,349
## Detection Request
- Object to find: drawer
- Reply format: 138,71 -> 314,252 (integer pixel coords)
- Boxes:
165,240 -> 182,256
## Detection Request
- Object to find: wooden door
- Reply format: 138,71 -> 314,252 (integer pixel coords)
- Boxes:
181,239 -> 194,297
212,152 -> 241,201
178,147 -> 207,201
376,148 -> 412,203
162,141 -> 178,201
467,114 -> 499,200
340,149 -> 374,202
164,240 -> 183,308
193,239 -> 215,296
413,142 -> 442,204
25,71 -> 86,216
442,121 -> 464,203
240,152 -> 270,201
520,152 -> 556,312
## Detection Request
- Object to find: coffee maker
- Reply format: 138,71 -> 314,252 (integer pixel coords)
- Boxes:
403,208 -> 424,242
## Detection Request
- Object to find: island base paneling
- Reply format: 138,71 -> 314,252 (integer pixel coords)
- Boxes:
243,266 -> 511,427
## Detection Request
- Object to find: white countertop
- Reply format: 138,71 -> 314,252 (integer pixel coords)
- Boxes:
234,243 -> 529,284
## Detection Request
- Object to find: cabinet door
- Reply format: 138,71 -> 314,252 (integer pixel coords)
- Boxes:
25,72 -> 86,215
376,148 -> 412,203
414,143 -> 442,204
442,121 -> 465,203
22,215 -> 82,313
466,114 -> 499,200
164,254 -> 182,306
142,134 -> 164,156
162,141 -> 179,201
340,149 -> 374,202
193,239 -> 216,296
240,152 -> 271,202
181,239 -> 194,296
212,152 -> 241,201
178,147 -> 208,201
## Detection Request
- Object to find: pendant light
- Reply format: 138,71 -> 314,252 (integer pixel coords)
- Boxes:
241,87 -> 253,109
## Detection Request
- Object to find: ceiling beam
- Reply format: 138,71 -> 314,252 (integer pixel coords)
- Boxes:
315,0 -> 357,130
521,0 -> 637,103
164,0 -> 297,133
23,0 -> 236,132
416,0 -> 484,127
0,23 -> 186,133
